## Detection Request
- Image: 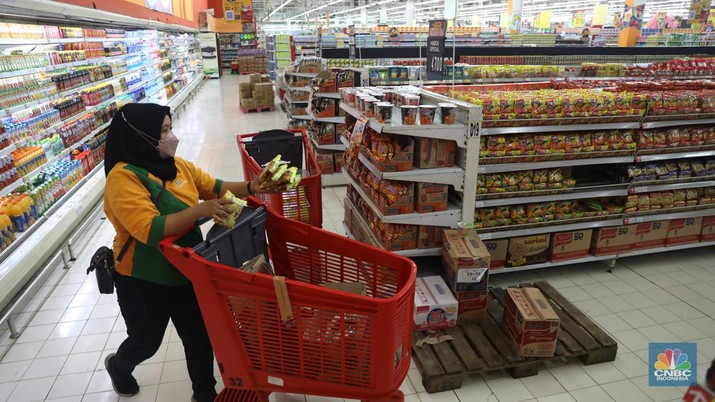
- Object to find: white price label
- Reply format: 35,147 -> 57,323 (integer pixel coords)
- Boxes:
480,233 -> 492,240
475,201 -> 485,208
457,268 -> 487,283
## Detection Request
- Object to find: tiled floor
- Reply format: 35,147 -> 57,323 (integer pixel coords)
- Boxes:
0,75 -> 713,402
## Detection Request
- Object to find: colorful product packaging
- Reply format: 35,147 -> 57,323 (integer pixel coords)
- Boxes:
414,276 -> 458,331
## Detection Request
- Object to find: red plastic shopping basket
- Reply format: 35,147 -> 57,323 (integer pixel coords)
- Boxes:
158,200 -> 416,402
237,129 -> 322,228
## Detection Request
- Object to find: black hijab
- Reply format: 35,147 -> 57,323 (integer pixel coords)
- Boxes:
104,103 -> 176,181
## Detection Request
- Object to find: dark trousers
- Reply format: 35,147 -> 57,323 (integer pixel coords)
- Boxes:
113,274 -> 217,401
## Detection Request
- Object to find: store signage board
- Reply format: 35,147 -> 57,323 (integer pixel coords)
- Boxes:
426,19 -> 447,81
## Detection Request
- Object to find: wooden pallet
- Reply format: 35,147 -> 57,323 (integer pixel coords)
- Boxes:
412,281 -> 619,393
240,105 -> 275,113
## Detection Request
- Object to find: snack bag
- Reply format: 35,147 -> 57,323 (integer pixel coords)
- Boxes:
216,190 -> 248,228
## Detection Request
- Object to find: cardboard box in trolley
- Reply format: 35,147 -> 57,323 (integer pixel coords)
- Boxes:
632,221 -> 669,250
442,230 -> 489,292
591,225 -> 636,256
503,287 -> 561,358
413,276 -> 458,331
549,229 -> 593,263
483,239 -> 508,270
700,216 -> 715,241
666,217 -> 703,246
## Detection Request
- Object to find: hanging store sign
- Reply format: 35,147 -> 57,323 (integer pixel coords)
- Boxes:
427,19 -> 447,80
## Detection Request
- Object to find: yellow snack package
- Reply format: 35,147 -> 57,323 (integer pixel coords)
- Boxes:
216,190 -> 248,228
266,154 -> 282,173
272,164 -> 288,182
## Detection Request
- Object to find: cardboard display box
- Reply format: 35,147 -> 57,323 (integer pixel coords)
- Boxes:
442,230 -> 490,292
418,226 -> 444,249
701,216 -> 715,241
364,136 -> 414,172
377,223 -> 418,251
666,217 -> 703,246
506,234 -> 551,267
370,181 -> 415,216
483,239 -> 508,269
456,290 -> 489,325
413,138 -> 457,169
503,287 -> 561,358
632,221 -> 669,250
415,183 -> 448,213
591,225 -> 636,256
315,150 -> 335,175
550,229 -> 593,263
414,276 -> 458,331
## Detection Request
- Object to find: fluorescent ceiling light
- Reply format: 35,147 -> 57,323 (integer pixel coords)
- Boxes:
288,0 -> 346,20
265,0 -> 296,21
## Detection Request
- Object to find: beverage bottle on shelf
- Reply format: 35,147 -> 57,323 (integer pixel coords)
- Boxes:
6,199 -> 25,232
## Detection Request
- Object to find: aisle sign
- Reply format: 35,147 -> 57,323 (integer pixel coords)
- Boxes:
427,19 -> 447,80
223,0 -> 251,21
687,0 -> 712,27
618,0 -> 646,47
592,4 -> 609,26
573,10 -> 586,27
534,11 -> 551,29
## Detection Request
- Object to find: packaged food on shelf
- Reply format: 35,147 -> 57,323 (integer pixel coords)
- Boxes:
666,217 -> 704,246
415,183 -> 448,213
314,149 -> 335,175
591,225 -> 636,256
442,229 -> 490,292
414,276 -> 458,331
334,152 -> 344,173
483,239 -> 508,269
418,226 -> 443,249
364,131 -> 414,172
503,287 -> 560,358
506,234 -> 550,267
549,229 -> 593,263
413,138 -> 456,169
632,221 -> 669,250
701,216 -> 715,241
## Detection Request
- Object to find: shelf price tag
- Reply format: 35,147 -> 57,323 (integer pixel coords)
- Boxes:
479,232 -> 493,240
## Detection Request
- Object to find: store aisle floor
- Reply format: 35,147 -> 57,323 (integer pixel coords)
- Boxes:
0,75 -> 713,402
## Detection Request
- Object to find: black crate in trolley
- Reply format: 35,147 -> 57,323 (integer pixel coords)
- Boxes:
237,129 -> 322,228
159,200 -> 416,402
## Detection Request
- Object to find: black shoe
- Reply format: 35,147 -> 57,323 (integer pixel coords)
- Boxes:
104,353 -> 140,397
191,392 -> 218,402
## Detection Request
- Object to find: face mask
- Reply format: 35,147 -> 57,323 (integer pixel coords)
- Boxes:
157,131 -> 179,159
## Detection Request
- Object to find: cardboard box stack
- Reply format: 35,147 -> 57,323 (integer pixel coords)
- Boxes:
239,74 -> 275,110
503,287 -> 561,357
235,55 -> 267,74
442,229 -> 490,324
413,276 -> 458,331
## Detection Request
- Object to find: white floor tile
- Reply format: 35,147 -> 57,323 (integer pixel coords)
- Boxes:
72,334 -> 110,354
580,362 -> 626,385
568,386 -> 615,402
164,342 -> 185,362
23,355 -> 67,379
29,309 -> 67,327
521,371 -> 566,398
15,324 -> 56,343
81,391 -> 119,402
41,296 -> 76,312
661,321 -> 708,342
0,341 -> 42,363
662,302 -> 705,320
630,375 -> 684,402
8,376 -> 55,401
548,364 -> 597,392
407,369 -> 425,394
62,351 -> 103,375
85,370 -> 114,394
600,379 -> 652,402
118,384 -> 158,402
452,377 -> 496,402
38,337 -> 78,358
133,363 -> 164,387
0,360 -> 32,383
61,307 -> 96,323
537,393 -> 575,402
416,391 -> 460,402
47,372 -> 93,399
155,380 -> 192,402
617,310 -> 657,329
638,306 -> 681,324
485,376 -> 534,401
50,321 -> 87,339
104,332 -> 126,351
611,329 -> 652,353
159,360 -> 189,383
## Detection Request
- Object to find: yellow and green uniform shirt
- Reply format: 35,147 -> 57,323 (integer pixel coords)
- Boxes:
104,157 -> 223,286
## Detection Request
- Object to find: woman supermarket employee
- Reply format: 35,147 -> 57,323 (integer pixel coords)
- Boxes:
102,103 -> 287,402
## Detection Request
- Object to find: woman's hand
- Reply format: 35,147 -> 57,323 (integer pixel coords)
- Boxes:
251,166 -> 292,194
197,198 -> 234,223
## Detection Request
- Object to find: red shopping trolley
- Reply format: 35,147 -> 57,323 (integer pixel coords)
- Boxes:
238,129 -> 322,228
158,199 -> 416,402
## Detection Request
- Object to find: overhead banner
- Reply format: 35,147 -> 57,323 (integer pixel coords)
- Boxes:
687,0 -> 713,29
618,0 -> 646,47
534,10 -> 551,29
573,10 -> 586,27
592,4 -> 609,26
426,19 -> 447,80
507,0 -> 523,33
223,0 -> 252,21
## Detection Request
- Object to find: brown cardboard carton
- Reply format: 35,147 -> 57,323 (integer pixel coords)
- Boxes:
414,138 -> 457,169
666,217 -> 703,246
506,234 -> 550,267
241,98 -> 256,109
503,287 -> 560,357
456,290 -> 488,324
414,276 -> 458,331
261,74 -> 272,82
418,226 -> 444,249
483,239 -> 508,269
549,229 -> 593,263
254,83 -> 274,93
324,282 -> 367,296
363,135 -> 413,172
415,183 -> 448,213
249,73 -> 262,84
239,254 -> 274,275
632,221 -> 668,250
442,230 -> 490,292
591,225 -> 636,256
701,216 -> 715,241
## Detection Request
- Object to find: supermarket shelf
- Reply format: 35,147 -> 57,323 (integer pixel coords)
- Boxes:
358,153 -> 464,189
617,241 -> 715,258
642,118 -> 715,129
311,137 -> 346,151
0,180 -> 23,197
345,171 -> 461,227
287,86 -> 312,92
635,149 -> 715,162
339,135 -> 351,147
477,218 -> 625,240
314,92 -> 341,99
285,95 -> 308,105
630,180 -> 715,194
479,156 -> 635,174
340,103 -> 467,144
623,207 -> 715,224
322,172 -> 349,186
313,114 -> 345,123
288,114 -> 312,121
476,186 -> 630,207
483,122 -> 641,135
395,248 -> 442,257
